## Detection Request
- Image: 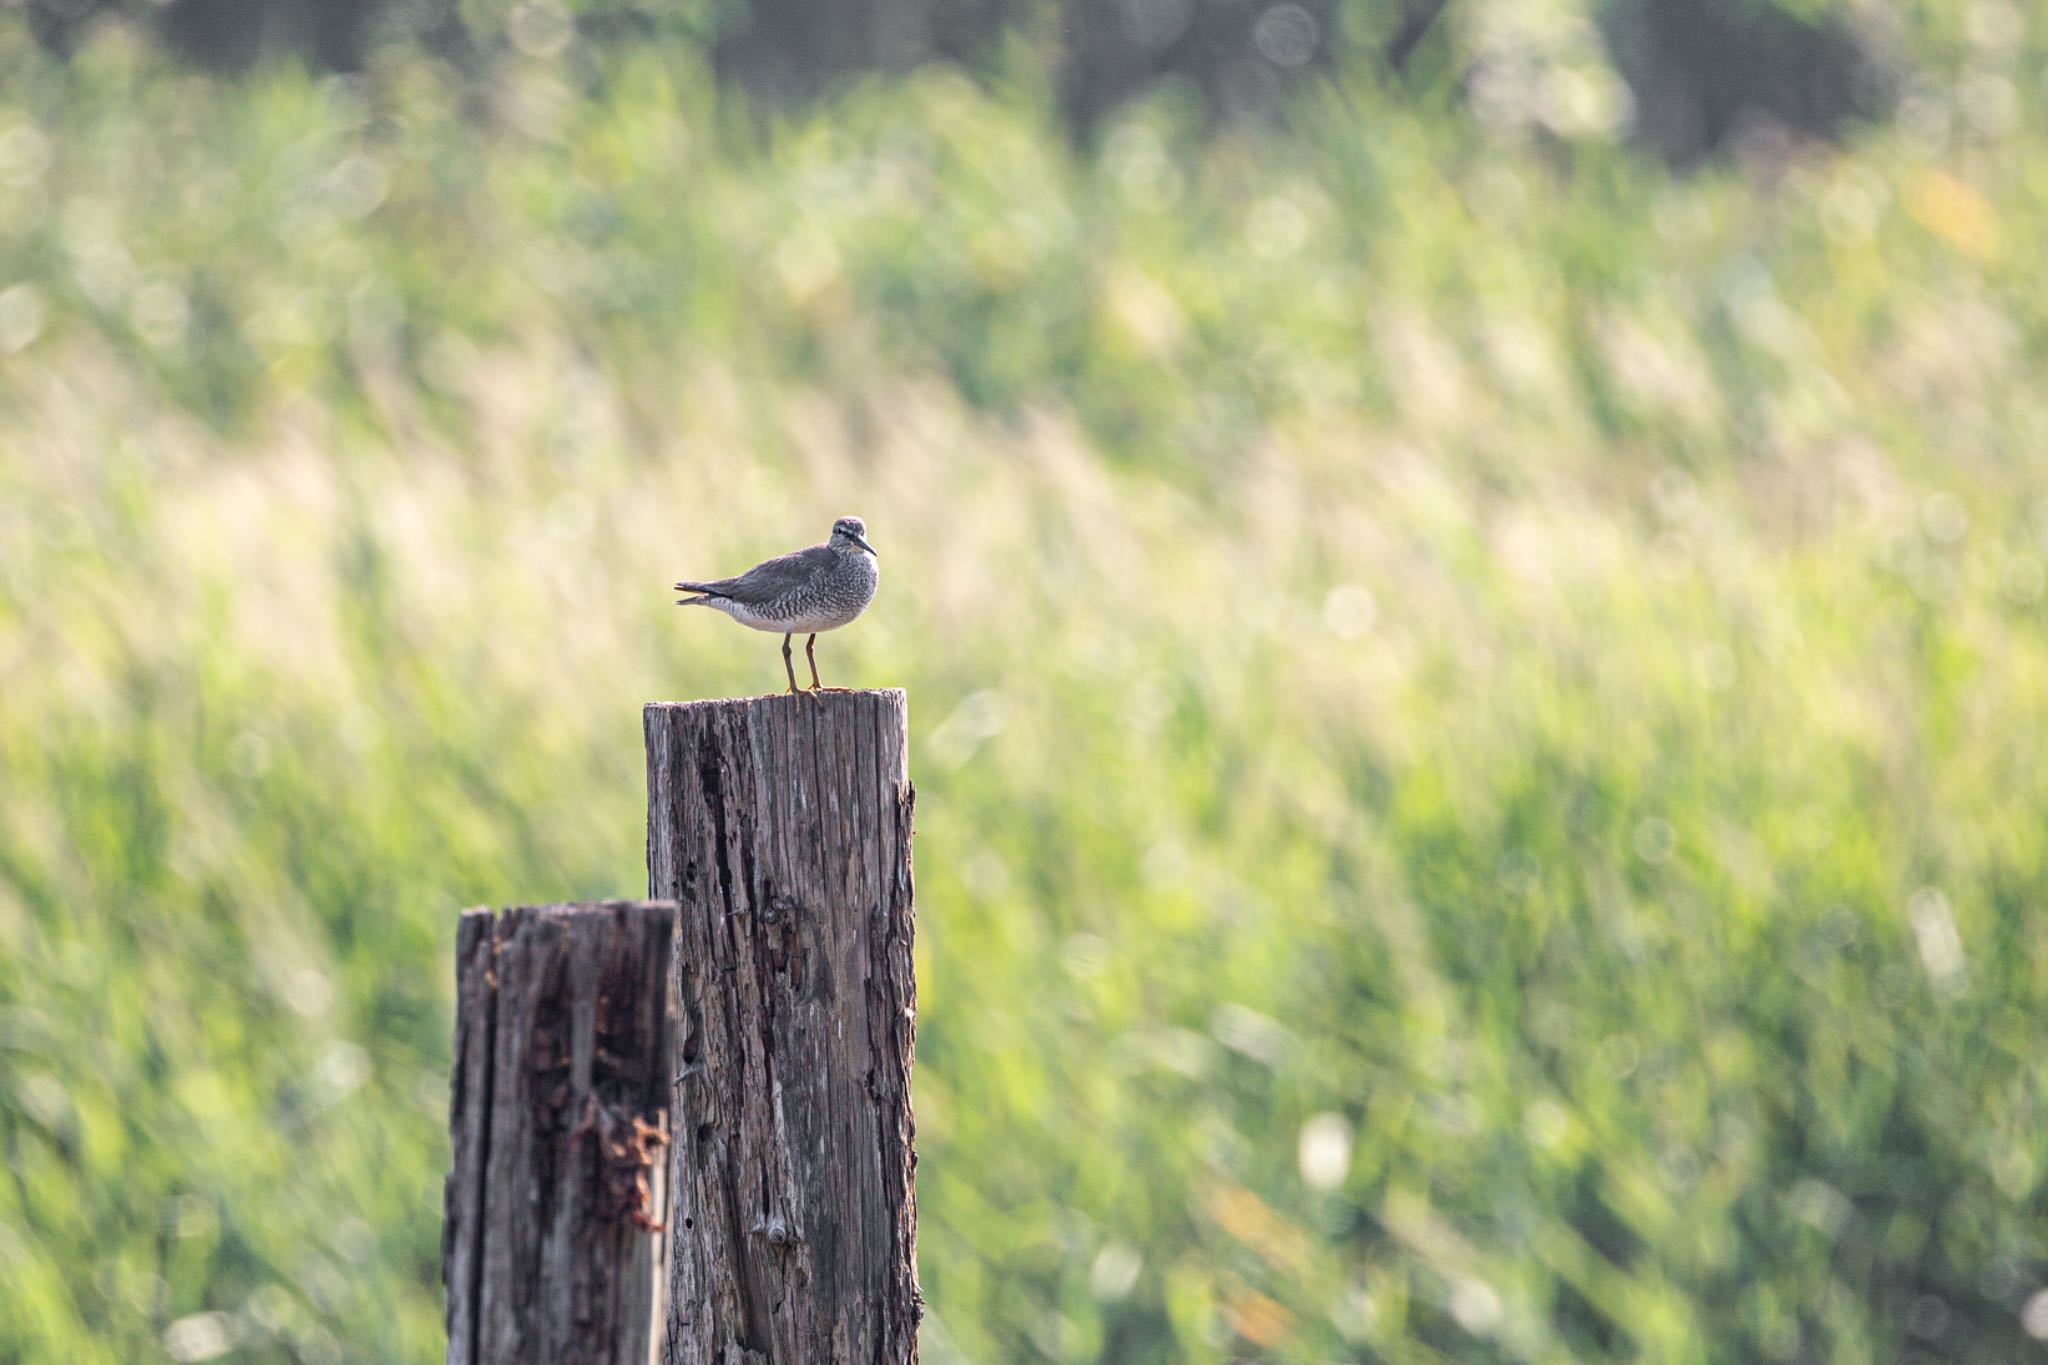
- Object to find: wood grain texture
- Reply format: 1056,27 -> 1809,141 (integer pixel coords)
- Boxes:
443,900 -> 676,1365
645,691 -> 920,1365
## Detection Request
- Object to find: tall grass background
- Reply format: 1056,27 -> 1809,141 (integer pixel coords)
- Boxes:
2,10 -> 2047,1361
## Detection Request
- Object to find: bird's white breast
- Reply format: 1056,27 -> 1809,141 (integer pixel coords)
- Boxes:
723,603 -> 853,633
720,597 -> 872,636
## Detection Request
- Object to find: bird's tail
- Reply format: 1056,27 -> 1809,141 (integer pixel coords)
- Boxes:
674,580 -> 730,606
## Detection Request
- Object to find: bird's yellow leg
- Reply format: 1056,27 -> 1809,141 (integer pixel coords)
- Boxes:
806,635 -> 852,693
791,633 -> 823,704
781,634 -> 801,695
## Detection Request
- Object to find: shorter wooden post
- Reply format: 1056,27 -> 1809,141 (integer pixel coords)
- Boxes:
443,900 -> 676,1365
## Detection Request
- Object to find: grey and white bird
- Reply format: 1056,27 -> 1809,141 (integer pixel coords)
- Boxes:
674,516 -> 880,696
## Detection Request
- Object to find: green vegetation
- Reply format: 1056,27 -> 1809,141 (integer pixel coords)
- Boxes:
3,15 -> 2047,1363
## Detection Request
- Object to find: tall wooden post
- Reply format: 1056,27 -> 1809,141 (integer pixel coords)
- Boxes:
443,901 -> 675,1365
645,691 -> 920,1364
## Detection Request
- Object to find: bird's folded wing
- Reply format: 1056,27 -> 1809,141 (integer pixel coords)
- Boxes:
707,544 -> 835,605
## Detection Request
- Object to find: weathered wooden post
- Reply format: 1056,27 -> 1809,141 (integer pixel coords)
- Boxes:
443,900 -> 676,1365
645,691 -> 920,1363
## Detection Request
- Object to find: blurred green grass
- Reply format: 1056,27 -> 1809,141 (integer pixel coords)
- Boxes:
4,18 -> 2048,1364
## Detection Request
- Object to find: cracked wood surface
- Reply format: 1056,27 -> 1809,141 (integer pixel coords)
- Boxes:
443,900 -> 676,1365
645,691 -> 919,1365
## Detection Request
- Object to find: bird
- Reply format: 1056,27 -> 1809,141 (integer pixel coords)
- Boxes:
674,516 -> 880,697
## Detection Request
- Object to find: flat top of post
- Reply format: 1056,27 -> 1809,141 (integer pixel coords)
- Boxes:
459,899 -> 678,919
644,689 -> 910,791
644,688 -> 906,716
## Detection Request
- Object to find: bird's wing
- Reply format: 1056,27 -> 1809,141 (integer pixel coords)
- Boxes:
698,543 -> 834,606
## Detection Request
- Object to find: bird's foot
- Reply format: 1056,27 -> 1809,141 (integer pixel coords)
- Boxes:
809,686 -> 853,694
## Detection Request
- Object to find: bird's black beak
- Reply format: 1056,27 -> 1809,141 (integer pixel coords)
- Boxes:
852,533 -> 877,557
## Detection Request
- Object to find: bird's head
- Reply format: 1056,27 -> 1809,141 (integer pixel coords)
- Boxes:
831,516 -> 877,557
